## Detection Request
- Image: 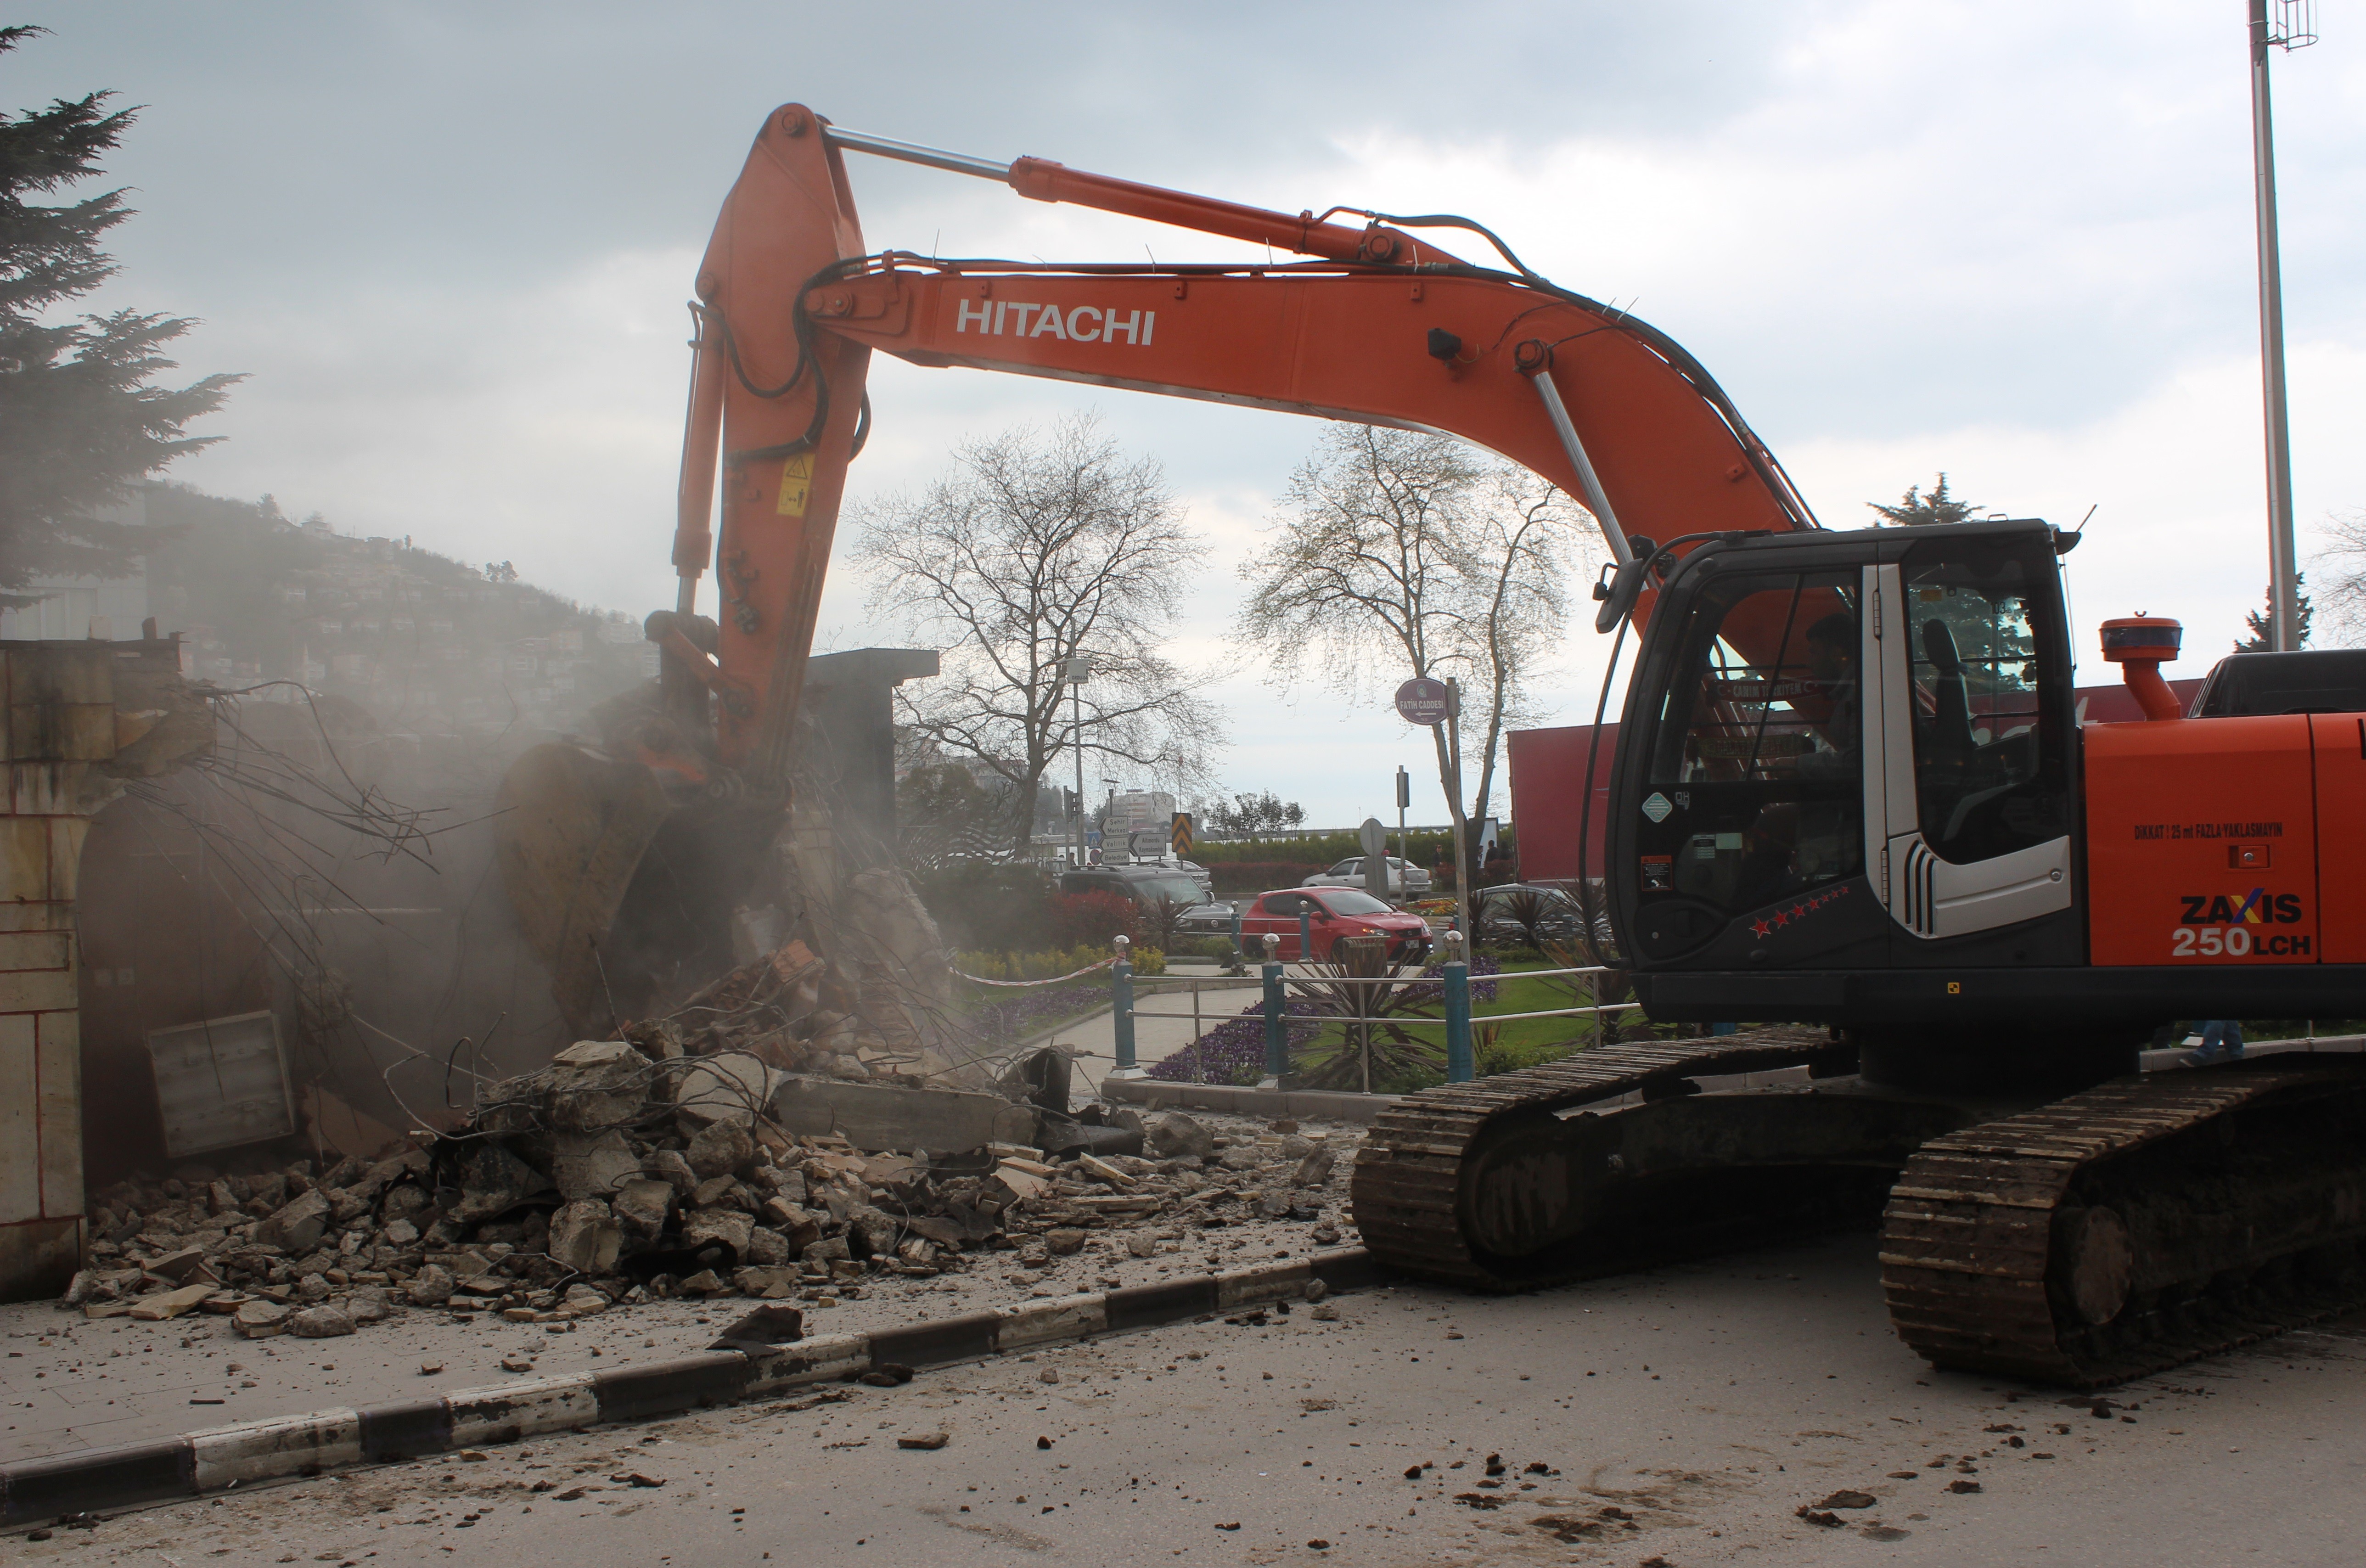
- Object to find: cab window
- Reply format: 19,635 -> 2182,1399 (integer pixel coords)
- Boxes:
1639,569 -> 1865,915
1900,536 -> 2069,863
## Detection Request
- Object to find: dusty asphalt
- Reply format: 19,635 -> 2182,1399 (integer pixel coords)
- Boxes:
9,1230 -> 2361,1567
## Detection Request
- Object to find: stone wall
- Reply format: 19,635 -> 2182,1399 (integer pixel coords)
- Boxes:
0,638 -> 211,1301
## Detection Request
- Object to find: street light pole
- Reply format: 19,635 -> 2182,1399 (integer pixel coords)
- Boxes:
2249,0 -> 2317,652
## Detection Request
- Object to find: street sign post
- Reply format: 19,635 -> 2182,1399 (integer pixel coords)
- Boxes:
1170,811 -> 1193,857
1394,677 -> 1454,726
1360,816 -> 1390,901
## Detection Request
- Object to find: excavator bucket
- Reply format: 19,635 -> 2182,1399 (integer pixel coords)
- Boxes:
494,742 -> 673,1037
494,107 -> 874,1036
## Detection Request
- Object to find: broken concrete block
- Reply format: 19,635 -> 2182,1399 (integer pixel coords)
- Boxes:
545,1038 -> 652,1130
142,1247 -> 214,1285
560,1284 -> 610,1315
452,1143 -> 545,1224
549,1199 -> 624,1275
673,1053 -> 782,1130
611,1178 -> 675,1242
682,1207 -> 753,1257
732,1265 -> 799,1298
641,1148 -> 697,1196
1145,1111 -> 1215,1160
1253,1189 -> 1294,1218
1293,1147 -> 1337,1188
348,1290 -> 393,1325
127,1282 -> 216,1321
404,1265 -> 456,1307
848,1206 -> 899,1257
691,1175 -> 737,1209
1077,1153 -> 1136,1188
553,1130 -> 641,1202
686,1118 -> 755,1180
255,1189 -> 331,1252
769,1076 -> 1036,1154
745,1226 -> 790,1267
234,1300 -> 292,1338
679,1269 -> 727,1296
989,1167 -> 1050,1205
1045,1228 -> 1087,1256
801,1235 -> 851,1267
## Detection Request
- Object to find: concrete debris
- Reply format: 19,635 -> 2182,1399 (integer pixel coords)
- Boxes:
233,1300 -> 292,1338
1144,1111 -> 1215,1160
62,1044 -> 1358,1344
896,1431 -> 950,1450
288,1304 -> 358,1338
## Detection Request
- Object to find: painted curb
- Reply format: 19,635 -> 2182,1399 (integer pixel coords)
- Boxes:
0,1246 -> 1388,1530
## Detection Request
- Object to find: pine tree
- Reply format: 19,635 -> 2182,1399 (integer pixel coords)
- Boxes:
1868,473 -> 1980,528
0,26 -> 238,611
2237,575 -> 2314,652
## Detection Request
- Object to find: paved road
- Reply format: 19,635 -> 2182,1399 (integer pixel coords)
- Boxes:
16,1231 -> 2362,1565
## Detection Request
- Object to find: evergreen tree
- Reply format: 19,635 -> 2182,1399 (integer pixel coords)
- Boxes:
0,26 -> 238,610
1868,473 -> 1980,528
2237,576 -> 2314,652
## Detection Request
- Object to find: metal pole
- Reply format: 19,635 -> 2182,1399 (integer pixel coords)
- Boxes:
2251,0 -> 2302,652
1068,657 -> 1088,867
1396,765 -> 1410,899
1259,933 -> 1287,1089
1526,363 -> 1632,565
1298,905 -> 1313,963
1442,930 -> 1473,1083
1110,935 -> 1141,1078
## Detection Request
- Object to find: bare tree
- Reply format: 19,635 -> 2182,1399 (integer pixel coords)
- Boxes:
2310,509 -> 2366,642
1236,426 -> 1592,921
849,414 -> 1224,859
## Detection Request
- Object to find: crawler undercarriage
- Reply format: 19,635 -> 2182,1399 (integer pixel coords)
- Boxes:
1350,1030 -> 2366,1388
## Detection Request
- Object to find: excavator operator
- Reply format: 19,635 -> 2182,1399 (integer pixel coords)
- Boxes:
1793,611 -> 1860,780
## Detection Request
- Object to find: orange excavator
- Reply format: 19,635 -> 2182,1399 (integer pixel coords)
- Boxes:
498,106 -> 2366,1387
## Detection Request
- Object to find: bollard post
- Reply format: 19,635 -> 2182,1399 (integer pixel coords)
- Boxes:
1259,932 -> 1286,1089
1109,934 -> 1143,1079
1442,928 -> 1473,1083
1298,905 -> 1313,962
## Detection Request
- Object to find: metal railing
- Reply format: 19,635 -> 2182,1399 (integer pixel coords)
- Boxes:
1103,929 -> 1642,1086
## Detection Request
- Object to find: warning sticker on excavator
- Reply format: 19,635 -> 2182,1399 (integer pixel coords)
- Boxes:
777,452 -> 815,517
1641,792 -> 1673,823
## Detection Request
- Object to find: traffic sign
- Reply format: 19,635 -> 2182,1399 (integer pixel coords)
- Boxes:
1170,812 -> 1194,856
1394,677 -> 1454,725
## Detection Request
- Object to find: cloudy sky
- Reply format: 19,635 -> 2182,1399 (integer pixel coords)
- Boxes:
20,0 -> 2366,828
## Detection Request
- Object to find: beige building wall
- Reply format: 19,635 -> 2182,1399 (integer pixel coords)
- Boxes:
0,638 -> 210,1301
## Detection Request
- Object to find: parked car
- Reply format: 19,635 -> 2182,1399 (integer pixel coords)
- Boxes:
1237,887 -> 1432,963
1470,882 -> 1595,945
1301,856 -> 1431,897
1175,898 -> 1242,937
1058,864 -> 1210,911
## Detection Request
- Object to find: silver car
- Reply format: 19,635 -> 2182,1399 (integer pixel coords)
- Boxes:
1300,856 -> 1432,897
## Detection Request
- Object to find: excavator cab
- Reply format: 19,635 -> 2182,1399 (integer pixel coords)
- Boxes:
1611,517 -> 2087,1028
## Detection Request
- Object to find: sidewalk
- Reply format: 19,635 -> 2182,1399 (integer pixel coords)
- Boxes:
1023,967 -> 1267,1090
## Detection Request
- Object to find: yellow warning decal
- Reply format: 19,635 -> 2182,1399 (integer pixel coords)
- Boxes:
776,452 -> 815,517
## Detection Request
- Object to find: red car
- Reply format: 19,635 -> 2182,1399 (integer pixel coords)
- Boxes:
1237,888 -> 1432,963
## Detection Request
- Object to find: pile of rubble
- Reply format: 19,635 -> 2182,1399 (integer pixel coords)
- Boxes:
62,1033 -> 1352,1340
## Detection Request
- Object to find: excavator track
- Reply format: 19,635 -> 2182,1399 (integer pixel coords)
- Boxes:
1352,1027 -> 1870,1290
1882,1056 -> 2366,1388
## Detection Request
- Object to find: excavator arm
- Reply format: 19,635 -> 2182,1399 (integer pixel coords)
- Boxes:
501,102 -> 1822,1035
677,105 -> 1818,779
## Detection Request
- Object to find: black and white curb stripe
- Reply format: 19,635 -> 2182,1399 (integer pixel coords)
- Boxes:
1,1247 -> 1386,1530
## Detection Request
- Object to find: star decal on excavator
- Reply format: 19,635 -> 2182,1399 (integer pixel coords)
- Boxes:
1749,882 -> 1853,939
